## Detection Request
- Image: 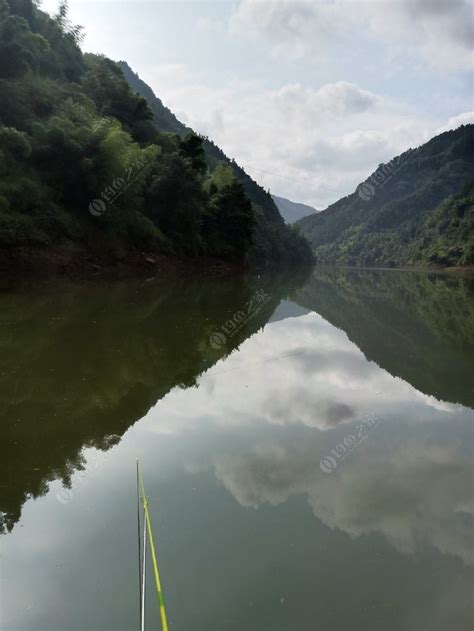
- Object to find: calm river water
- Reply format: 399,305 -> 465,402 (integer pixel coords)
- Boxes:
1,268 -> 473,630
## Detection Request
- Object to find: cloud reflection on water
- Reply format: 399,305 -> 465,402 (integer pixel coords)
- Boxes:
142,308 -> 474,566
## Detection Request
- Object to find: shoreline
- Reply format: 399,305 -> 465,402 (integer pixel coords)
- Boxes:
0,245 -> 248,281
1,245 -> 472,283
324,264 -> 474,276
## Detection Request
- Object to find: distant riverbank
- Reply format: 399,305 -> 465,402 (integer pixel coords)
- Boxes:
342,264 -> 474,276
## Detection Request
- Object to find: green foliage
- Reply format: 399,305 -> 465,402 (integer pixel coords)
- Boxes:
206,163 -> 234,191
144,151 -> 206,255
298,126 -> 474,268
0,0 -> 313,267
179,132 -> 207,175
412,184 -> 474,266
118,61 -> 314,267
0,126 -> 31,171
204,177 -> 254,258
81,54 -> 158,145
0,210 -> 46,245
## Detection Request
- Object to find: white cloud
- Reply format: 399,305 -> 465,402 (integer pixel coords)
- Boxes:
364,0 -> 474,71
230,0 -> 474,72
436,110 -> 474,134
146,68 -> 459,207
230,0 -> 348,60
143,63 -> 188,83
41,0 -> 474,208
196,15 -> 225,34
271,81 -> 379,116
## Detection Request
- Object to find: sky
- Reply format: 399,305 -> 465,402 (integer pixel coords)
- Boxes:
42,0 -> 474,208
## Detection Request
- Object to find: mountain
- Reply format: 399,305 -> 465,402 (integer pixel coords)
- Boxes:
297,126 -> 474,267
118,61 -> 314,267
272,195 -> 318,223
118,61 -> 188,136
0,1 -> 313,275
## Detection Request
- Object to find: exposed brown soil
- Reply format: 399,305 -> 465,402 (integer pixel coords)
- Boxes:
0,243 -> 245,280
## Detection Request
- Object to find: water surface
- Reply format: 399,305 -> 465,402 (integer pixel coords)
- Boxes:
1,268 -> 473,630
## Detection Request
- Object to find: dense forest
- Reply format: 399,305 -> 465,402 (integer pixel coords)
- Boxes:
298,126 -> 474,267
118,61 -> 314,266
0,0 -> 313,272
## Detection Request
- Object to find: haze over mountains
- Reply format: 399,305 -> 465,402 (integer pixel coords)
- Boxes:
272,195 -> 318,224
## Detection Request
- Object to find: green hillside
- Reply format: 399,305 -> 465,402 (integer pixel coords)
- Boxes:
118,61 -> 313,266
0,1 -> 313,273
117,60 -> 187,136
297,126 -> 474,267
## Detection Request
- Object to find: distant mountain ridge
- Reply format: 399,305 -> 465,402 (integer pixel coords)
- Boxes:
272,195 -> 318,223
297,125 -> 474,267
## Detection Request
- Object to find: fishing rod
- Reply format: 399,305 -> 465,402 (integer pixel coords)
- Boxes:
137,461 -> 169,631
141,501 -> 147,631
136,461 -> 143,627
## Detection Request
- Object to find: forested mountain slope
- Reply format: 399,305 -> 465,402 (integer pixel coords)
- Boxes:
0,0 -> 313,273
118,61 -> 187,136
118,61 -> 313,266
297,126 -> 474,267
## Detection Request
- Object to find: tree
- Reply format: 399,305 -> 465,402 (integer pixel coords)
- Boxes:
179,132 -> 207,175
